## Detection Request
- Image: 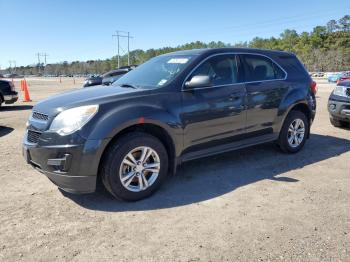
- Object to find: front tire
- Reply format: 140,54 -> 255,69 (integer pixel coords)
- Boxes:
101,132 -> 168,201
278,110 -> 309,153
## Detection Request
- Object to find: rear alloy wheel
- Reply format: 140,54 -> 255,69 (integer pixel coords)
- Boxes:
278,110 -> 309,153
287,119 -> 305,148
101,132 -> 168,201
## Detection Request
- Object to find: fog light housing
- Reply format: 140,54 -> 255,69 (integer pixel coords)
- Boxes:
329,104 -> 336,111
47,154 -> 72,172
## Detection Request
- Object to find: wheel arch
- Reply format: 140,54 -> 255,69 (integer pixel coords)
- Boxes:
279,102 -> 312,138
97,122 -> 177,181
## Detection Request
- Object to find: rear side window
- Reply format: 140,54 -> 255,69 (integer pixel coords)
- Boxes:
190,54 -> 239,86
240,54 -> 286,82
275,55 -> 309,80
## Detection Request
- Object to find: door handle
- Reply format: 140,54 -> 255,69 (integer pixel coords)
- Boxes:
229,94 -> 241,101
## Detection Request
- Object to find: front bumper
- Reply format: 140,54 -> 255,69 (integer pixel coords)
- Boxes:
4,92 -> 18,104
328,95 -> 350,122
22,133 -> 110,194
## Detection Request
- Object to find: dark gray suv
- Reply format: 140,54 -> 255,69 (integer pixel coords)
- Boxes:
328,80 -> 350,127
23,48 -> 316,201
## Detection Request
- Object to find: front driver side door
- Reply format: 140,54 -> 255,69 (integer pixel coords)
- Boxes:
180,54 -> 247,154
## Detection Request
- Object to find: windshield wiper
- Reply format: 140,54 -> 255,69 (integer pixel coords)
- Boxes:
119,83 -> 138,89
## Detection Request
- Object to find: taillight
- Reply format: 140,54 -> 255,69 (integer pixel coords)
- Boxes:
310,80 -> 317,94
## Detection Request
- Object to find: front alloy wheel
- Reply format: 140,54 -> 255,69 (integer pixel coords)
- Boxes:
120,146 -> 160,192
101,132 -> 168,201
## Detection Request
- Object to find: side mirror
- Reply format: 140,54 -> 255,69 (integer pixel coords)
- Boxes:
185,75 -> 211,89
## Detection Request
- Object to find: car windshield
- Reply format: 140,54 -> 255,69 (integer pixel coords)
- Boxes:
113,55 -> 195,89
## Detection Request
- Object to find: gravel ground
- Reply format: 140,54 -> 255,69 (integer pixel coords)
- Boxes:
0,78 -> 349,261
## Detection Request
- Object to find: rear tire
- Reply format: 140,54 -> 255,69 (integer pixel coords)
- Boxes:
100,132 -> 168,201
330,118 -> 349,128
278,110 -> 309,153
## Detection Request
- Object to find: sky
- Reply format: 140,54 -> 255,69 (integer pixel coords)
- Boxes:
0,0 -> 349,68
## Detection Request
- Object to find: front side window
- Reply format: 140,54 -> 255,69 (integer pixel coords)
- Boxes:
189,55 -> 239,86
241,54 -> 286,82
113,55 -> 195,89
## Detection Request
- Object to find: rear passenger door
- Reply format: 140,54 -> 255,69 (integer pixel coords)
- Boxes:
239,54 -> 287,136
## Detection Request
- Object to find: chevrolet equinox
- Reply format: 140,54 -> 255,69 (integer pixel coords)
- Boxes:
23,48 -> 317,201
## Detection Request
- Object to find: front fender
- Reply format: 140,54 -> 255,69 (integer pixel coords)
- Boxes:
80,102 -> 183,155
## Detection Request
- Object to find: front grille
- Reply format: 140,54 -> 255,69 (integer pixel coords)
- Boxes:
27,130 -> 42,144
32,111 -> 49,121
346,88 -> 350,97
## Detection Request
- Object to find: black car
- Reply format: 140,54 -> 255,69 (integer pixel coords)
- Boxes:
0,80 -> 18,107
101,69 -> 129,86
23,48 -> 316,201
101,66 -> 136,86
328,80 -> 350,127
83,75 -> 103,87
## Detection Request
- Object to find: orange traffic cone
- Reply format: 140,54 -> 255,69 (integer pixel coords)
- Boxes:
23,80 -> 31,102
20,80 -> 24,91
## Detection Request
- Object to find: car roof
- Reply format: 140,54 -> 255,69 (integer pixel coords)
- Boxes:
162,47 -> 294,57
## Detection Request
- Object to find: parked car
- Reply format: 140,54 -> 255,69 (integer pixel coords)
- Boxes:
101,69 -> 129,86
328,80 -> 350,128
22,48 -> 316,201
83,75 -> 103,87
337,73 -> 350,84
101,66 -> 137,86
0,80 -> 18,107
312,72 -> 324,77
328,72 -> 350,83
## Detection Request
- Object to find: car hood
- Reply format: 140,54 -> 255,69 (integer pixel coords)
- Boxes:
34,85 -> 141,116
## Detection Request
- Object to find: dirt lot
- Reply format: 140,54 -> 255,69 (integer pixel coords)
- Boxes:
0,78 -> 349,261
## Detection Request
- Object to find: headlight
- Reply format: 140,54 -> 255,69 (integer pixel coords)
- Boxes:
49,105 -> 99,135
333,86 -> 347,97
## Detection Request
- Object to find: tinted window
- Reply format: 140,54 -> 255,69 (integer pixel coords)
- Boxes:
277,55 -> 308,79
190,55 -> 239,86
241,54 -> 286,82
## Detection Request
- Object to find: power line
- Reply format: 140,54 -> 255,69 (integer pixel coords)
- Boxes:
183,9 -> 349,37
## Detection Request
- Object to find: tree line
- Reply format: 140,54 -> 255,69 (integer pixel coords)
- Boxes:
3,15 -> 350,76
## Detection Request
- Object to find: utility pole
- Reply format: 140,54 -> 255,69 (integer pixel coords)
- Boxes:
36,53 -> 41,65
112,31 -> 133,68
8,60 -> 16,73
36,53 -> 41,74
127,31 -> 130,66
42,53 -> 49,65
